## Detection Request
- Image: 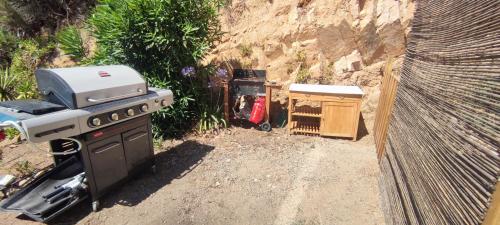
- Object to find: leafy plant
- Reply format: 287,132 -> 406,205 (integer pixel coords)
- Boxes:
4,127 -> 19,139
152,136 -> 163,149
56,26 -> 86,61
13,160 -> 35,177
15,78 -> 37,99
10,38 -> 55,76
87,0 -> 224,137
0,0 -> 96,37
296,50 -> 307,64
198,105 -> 227,132
197,85 -> 227,133
0,35 -> 55,100
294,50 -> 310,83
0,28 -> 16,67
296,67 -> 311,84
0,67 -> 17,100
8,38 -> 55,99
239,43 -> 252,58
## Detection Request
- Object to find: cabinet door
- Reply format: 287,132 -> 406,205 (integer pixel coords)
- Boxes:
87,134 -> 128,193
320,102 -> 358,138
122,125 -> 152,171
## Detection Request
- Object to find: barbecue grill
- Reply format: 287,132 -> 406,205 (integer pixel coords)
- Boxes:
0,65 -> 173,222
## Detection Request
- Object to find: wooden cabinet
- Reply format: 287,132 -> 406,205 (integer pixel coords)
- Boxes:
288,84 -> 363,141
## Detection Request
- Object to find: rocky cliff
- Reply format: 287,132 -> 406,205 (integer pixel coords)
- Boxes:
207,0 -> 415,123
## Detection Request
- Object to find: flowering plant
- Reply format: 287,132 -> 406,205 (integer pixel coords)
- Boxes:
181,66 -> 196,77
215,68 -> 228,78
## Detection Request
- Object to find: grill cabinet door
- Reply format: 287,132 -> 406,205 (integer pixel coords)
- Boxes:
122,125 -> 152,172
87,134 -> 128,192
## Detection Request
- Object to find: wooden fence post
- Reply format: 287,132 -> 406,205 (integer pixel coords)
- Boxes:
373,59 -> 399,161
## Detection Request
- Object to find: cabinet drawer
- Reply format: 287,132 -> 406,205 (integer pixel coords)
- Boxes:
87,135 -> 128,193
122,125 -> 152,171
290,92 -> 361,102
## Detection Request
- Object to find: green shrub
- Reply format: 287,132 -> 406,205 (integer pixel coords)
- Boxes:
10,38 -> 55,76
9,38 -> 55,99
15,77 -> 37,99
0,35 -> 55,100
196,67 -> 227,133
0,67 -> 17,100
296,50 -> 307,64
295,68 -> 311,84
87,0 -> 224,137
85,0 -> 127,65
238,43 -> 252,58
56,26 -> 86,61
294,50 -> 310,83
0,28 -> 16,67
0,0 -> 96,37
198,103 -> 227,132
13,160 -> 35,177
4,127 -> 19,139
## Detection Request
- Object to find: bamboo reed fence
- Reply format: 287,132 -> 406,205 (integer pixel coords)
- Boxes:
379,0 -> 500,224
374,59 -> 399,161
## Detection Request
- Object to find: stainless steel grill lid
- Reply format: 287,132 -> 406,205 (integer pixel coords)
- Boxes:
35,65 -> 147,109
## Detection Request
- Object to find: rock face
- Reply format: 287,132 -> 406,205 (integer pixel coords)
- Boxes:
207,0 -> 415,124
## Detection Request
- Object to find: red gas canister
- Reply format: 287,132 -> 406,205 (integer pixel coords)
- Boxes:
249,97 -> 266,124
0,129 -> 5,142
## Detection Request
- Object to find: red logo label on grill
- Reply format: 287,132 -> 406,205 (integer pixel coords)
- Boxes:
98,71 -> 111,77
93,131 -> 104,138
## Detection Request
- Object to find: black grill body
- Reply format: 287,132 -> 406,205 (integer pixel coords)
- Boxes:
0,115 -> 155,222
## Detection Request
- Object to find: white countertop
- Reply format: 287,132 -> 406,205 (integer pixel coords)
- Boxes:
289,84 -> 364,95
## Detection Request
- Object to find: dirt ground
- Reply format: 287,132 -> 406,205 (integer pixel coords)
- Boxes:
0,127 -> 385,225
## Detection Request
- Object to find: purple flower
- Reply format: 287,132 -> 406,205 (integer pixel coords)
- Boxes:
181,66 -> 196,77
216,68 -> 228,77
208,80 -> 216,88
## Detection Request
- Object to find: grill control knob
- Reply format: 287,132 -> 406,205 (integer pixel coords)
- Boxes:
127,109 -> 135,117
91,118 -> 101,127
110,113 -> 119,121
141,104 -> 149,112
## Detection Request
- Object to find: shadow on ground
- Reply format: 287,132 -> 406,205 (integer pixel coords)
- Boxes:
325,113 -> 369,140
45,140 -> 214,225
357,113 -> 369,139
233,111 -> 370,141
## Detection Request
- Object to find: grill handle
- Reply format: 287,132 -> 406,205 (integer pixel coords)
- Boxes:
87,89 -> 144,103
93,142 -> 121,154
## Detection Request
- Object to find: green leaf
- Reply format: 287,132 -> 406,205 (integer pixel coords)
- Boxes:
56,26 -> 86,61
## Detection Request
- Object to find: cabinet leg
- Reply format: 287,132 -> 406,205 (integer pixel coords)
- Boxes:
288,98 -> 293,133
265,86 -> 271,122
